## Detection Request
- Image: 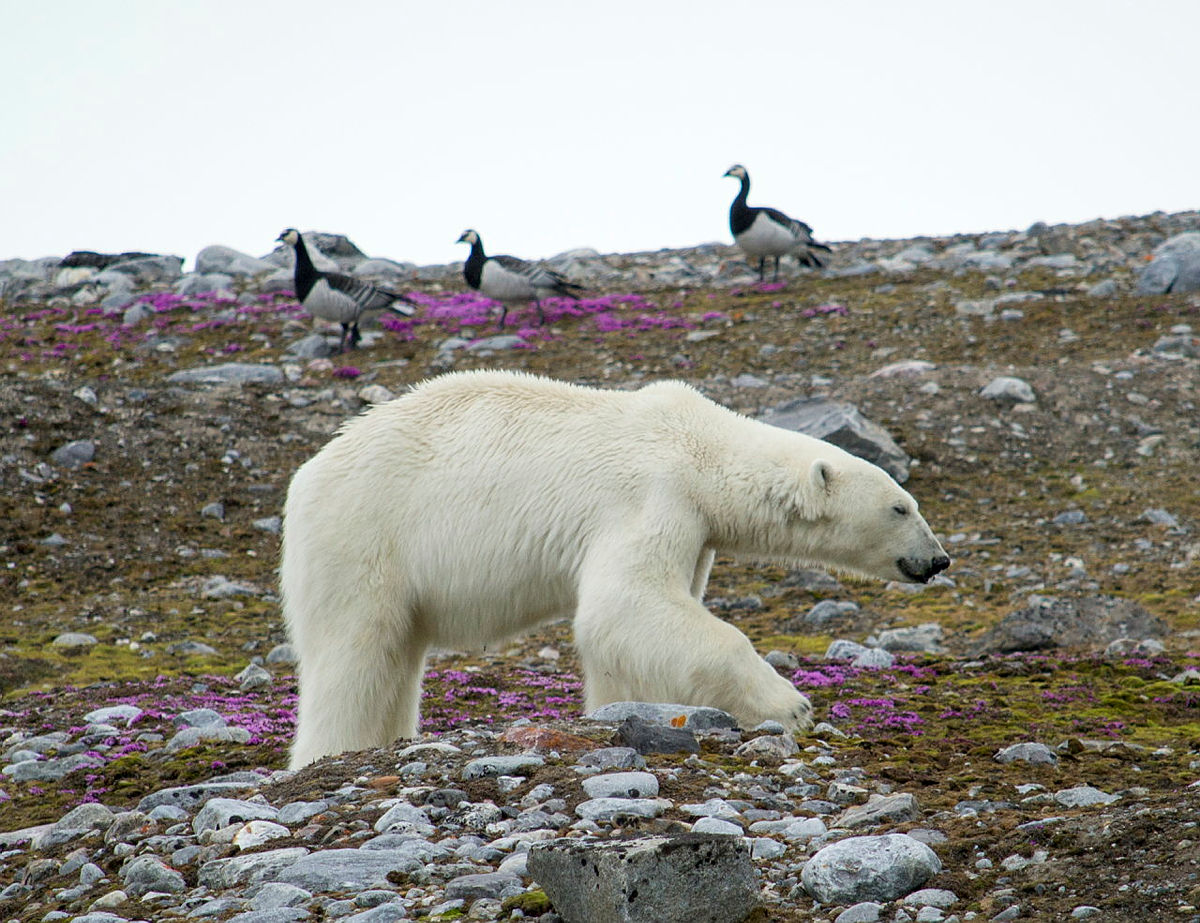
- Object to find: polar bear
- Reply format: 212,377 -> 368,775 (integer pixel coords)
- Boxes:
281,370 -> 949,768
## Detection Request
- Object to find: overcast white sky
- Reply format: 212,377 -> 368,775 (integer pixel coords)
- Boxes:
2,1 -> 1196,269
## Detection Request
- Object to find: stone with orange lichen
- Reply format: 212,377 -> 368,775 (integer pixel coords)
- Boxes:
500,727 -> 599,754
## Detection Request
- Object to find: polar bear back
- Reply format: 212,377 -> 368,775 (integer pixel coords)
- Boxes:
282,372 -> 739,646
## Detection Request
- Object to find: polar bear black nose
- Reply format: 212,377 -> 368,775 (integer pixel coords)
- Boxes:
898,554 -> 952,583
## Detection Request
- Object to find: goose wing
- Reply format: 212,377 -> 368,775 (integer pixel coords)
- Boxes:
325,271 -> 415,316
763,207 -> 816,244
492,255 -> 581,297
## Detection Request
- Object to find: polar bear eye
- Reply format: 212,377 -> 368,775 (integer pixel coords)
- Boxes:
893,505 -> 908,516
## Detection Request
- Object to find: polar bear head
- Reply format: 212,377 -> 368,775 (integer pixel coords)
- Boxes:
795,452 -> 950,584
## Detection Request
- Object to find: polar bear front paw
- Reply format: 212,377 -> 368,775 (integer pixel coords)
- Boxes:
747,672 -> 813,733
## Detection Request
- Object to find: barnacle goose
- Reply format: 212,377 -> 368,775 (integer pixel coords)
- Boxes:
456,229 -> 584,328
723,164 -> 831,282
277,228 -> 415,352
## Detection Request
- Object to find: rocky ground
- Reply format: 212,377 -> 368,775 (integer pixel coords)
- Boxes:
1,213 -> 1199,922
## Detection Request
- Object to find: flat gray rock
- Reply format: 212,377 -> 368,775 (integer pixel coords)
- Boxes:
995,743 -> 1057,766
613,715 -> 700,755
138,780 -> 264,813
103,254 -> 184,282
467,335 -> 527,352
529,834 -> 757,923
574,747 -> 646,772
874,623 -> 945,653
85,704 -> 143,725
1054,785 -> 1120,808
836,793 -> 921,829
980,376 -> 1036,404
226,909 -> 311,923
267,848 -> 424,891
3,752 -> 103,782
196,245 -> 277,276
176,272 -> 235,296
373,801 -> 432,833
121,855 -> 187,897
50,439 -> 95,467
826,639 -> 871,661
851,647 -> 895,669
461,754 -> 544,780
443,870 -> 522,902
1137,232 -> 1200,294
52,632 -> 98,648
802,833 -> 941,904
581,772 -> 660,799
266,643 -> 298,664
54,803 -> 115,833
165,725 -> 251,752
585,701 -> 738,730
286,334 -> 337,359
193,797 -> 279,835
199,847 -> 311,889
575,797 -> 668,823
167,362 -> 283,385
758,398 -> 910,483
339,905 -> 410,922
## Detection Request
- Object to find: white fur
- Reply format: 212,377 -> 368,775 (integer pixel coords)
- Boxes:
281,370 -> 947,768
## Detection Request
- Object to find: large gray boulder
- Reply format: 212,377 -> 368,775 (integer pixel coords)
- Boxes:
263,231 -> 364,272
759,398 -> 911,483
196,245 -> 277,276
529,834 -> 757,923
102,255 -> 184,283
802,834 -> 941,904
353,257 -> 417,281
1136,232 -> 1200,294
973,595 -> 1166,655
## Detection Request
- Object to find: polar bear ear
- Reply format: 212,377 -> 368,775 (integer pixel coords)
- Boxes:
809,458 -> 835,492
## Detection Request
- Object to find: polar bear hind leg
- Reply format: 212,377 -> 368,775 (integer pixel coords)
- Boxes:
288,616 -> 427,770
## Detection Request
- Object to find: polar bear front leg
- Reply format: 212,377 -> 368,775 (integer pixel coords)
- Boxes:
574,571 -> 812,733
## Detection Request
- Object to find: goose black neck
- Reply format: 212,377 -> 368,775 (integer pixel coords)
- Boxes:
292,234 -> 318,299
463,238 -> 486,289
729,174 -> 754,235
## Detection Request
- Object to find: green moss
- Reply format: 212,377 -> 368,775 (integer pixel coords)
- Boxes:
502,891 -> 552,913
757,634 -> 831,656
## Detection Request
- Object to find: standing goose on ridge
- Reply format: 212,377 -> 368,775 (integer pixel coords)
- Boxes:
456,229 -> 584,329
723,164 -> 831,282
277,228 -> 415,352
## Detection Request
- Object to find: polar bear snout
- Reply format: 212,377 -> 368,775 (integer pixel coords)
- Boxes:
897,553 -> 951,584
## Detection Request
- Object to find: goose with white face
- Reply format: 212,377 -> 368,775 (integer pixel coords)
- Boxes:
724,164 -> 831,282
457,228 -> 584,328
276,228 -> 414,352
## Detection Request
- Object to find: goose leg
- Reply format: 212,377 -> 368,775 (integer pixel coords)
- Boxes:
773,257 -> 781,283
534,298 -> 545,326
757,258 -> 766,282
496,304 -> 509,330
348,322 -> 361,350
